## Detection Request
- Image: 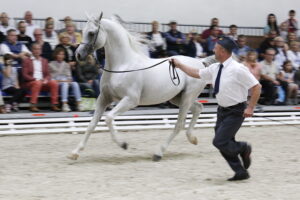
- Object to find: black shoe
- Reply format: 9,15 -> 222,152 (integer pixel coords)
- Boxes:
241,144 -> 252,169
227,171 -> 250,181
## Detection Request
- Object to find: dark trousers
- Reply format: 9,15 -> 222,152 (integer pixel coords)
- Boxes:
260,80 -> 277,104
213,102 -> 247,173
3,87 -> 25,104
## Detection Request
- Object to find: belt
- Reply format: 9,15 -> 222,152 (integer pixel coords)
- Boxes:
219,102 -> 246,110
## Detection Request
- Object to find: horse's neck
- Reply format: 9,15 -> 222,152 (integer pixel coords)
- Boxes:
103,22 -> 144,68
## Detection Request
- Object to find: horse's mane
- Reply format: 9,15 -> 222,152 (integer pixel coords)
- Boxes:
110,15 -> 150,58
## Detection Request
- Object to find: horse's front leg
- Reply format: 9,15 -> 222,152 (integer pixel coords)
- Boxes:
105,96 -> 138,149
68,94 -> 110,160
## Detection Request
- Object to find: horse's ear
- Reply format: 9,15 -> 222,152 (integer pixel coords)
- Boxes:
111,14 -> 126,25
95,12 -> 103,24
85,11 -> 92,21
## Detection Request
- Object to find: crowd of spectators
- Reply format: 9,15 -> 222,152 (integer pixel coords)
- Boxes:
0,10 -> 299,113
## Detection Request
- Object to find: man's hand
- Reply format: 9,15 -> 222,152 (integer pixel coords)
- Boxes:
170,58 -> 181,68
243,106 -> 254,118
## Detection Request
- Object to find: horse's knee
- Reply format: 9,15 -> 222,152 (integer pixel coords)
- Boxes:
105,114 -> 113,125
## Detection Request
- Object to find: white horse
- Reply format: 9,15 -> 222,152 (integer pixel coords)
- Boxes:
68,14 -> 217,161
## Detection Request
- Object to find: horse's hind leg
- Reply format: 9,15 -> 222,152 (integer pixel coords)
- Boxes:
153,95 -> 193,161
68,94 -> 110,160
105,96 -> 138,149
186,101 -> 203,145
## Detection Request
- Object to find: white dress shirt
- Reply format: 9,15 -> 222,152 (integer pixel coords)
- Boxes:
32,57 -> 43,80
287,50 -> 300,70
199,56 -> 259,107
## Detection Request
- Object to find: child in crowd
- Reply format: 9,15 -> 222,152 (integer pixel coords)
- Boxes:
49,48 -> 83,112
2,54 -> 25,112
279,61 -> 299,105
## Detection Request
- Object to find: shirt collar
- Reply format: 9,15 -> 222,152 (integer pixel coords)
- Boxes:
220,56 -> 233,68
31,56 -> 41,61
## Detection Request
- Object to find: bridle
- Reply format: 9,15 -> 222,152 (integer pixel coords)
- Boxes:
78,12 -> 180,86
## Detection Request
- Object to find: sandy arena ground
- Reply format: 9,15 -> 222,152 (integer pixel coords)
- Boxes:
0,125 -> 299,200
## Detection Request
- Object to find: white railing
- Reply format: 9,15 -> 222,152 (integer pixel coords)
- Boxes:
0,112 -> 299,136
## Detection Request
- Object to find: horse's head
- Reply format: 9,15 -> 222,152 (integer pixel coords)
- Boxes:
76,12 -> 107,61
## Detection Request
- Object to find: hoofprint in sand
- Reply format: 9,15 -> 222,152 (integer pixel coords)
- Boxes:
0,126 -> 299,200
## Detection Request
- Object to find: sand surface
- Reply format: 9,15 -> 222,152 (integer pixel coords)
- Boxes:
0,126 -> 299,200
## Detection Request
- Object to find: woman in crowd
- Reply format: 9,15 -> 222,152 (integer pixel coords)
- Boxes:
1,54 -> 25,112
264,14 -> 280,36
279,61 -> 299,105
243,50 -> 262,81
60,22 -> 81,47
49,48 -> 83,112
76,54 -> 100,97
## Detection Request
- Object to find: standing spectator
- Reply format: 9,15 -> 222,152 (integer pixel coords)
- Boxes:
21,43 -> 60,112
227,24 -> 238,41
279,22 -> 289,41
233,35 -> 252,62
49,48 -> 83,112
147,21 -> 166,58
76,54 -> 100,98
24,11 -> 40,40
43,23 -> 59,50
243,51 -> 262,81
264,14 -> 280,36
205,25 -> 221,56
1,54 -> 25,112
260,48 -> 286,105
201,18 -> 224,40
165,21 -> 186,56
33,29 -> 53,61
55,33 -> 77,74
284,10 -> 298,34
287,41 -> 300,70
0,29 -> 31,73
274,36 -> 289,67
0,12 -> 15,35
186,31 -> 206,58
17,21 -> 33,49
279,61 -> 299,105
59,22 -> 81,47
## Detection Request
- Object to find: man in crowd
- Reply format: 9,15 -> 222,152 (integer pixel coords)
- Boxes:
24,11 -> 40,40
17,21 -> 33,49
233,35 -> 252,62
165,21 -> 186,56
201,18 -> 224,40
0,12 -> 15,35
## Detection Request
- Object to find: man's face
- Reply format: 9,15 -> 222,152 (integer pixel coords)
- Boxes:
238,37 -> 246,47
32,45 -> 42,57
18,23 -> 26,34
34,30 -> 43,41
152,23 -> 159,32
170,23 -> 177,31
7,31 -> 17,44
264,50 -> 275,62
212,19 -> 219,26
275,39 -> 284,47
45,25 -> 54,34
230,27 -> 237,35
289,12 -> 296,19
24,11 -> 32,23
0,13 -> 9,25
213,43 -> 223,61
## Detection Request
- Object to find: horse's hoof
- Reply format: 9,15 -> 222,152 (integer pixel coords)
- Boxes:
152,154 -> 162,162
121,142 -> 128,150
190,137 -> 198,145
67,153 -> 79,160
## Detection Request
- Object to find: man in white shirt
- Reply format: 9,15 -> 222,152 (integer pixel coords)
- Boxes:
171,36 -> 261,181
0,12 -> 16,35
24,11 -> 40,40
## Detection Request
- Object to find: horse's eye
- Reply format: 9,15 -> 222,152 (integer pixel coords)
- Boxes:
88,32 -> 95,37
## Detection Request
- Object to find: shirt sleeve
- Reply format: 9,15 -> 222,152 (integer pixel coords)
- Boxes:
199,66 -> 213,83
237,65 -> 259,89
0,44 -> 12,55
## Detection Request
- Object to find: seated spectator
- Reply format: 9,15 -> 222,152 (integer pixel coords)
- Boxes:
279,22 -> 289,42
284,10 -> 298,34
1,54 -> 25,112
24,11 -> 40,40
59,22 -> 82,47
227,24 -> 238,41
45,17 -> 55,28
0,29 -> 31,77
76,54 -> 100,97
147,21 -> 167,58
279,61 -> 299,105
55,33 -> 77,74
17,21 -> 33,49
204,25 -> 220,56
294,68 -> 300,89
33,29 -> 53,61
287,32 -> 297,47
233,35 -> 252,62
0,12 -> 15,35
43,23 -> 59,50
273,36 -> 289,67
164,21 -> 186,56
185,31 -> 206,58
260,48 -> 287,105
258,31 -> 277,60
49,48 -> 83,112
243,51 -> 262,81
0,63 -> 6,113
287,41 -> 300,70
21,43 -> 60,112
201,18 -> 223,40
263,13 -> 280,37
